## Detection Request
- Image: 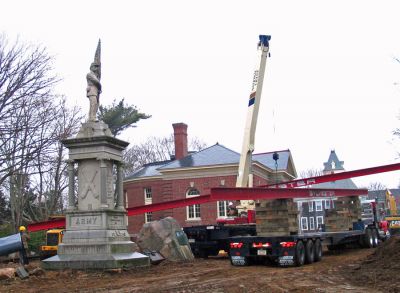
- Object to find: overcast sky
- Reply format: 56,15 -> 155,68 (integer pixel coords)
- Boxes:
2,0 -> 400,188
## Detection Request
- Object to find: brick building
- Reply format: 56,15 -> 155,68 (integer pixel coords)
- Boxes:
124,123 -> 297,233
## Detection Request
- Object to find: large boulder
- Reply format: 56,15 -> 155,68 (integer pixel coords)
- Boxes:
137,217 -> 194,262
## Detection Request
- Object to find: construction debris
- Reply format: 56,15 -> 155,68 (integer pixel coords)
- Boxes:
15,266 -> 29,279
0,267 -> 15,280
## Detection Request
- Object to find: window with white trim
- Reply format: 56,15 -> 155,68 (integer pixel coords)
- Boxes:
145,212 -> 153,223
315,200 -> 323,211
308,201 -> 314,212
309,217 -> 315,230
316,216 -> 324,229
325,199 -> 331,209
218,201 -> 229,217
301,217 -> 308,231
186,188 -> 201,220
144,187 -> 152,204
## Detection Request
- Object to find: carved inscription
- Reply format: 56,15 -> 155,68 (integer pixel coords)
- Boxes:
108,215 -> 123,227
111,230 -> 128,237
71,215 -> 101,227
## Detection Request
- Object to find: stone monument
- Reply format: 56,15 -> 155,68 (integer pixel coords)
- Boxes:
42,40 -> 149,270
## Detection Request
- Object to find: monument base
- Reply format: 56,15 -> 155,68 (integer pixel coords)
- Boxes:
41,209 -> 150,270
42,252 -> 149,270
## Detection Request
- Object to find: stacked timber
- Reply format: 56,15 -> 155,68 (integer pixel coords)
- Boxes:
255,199 -> 299,236
325,196 -> 362,231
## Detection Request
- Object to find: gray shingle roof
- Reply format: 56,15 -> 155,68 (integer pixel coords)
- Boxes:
159,144 -> 239,169
124,160 -> 171,180
253,151 -> 290,170
125,144 -> 292,180
311,179 -> 358,189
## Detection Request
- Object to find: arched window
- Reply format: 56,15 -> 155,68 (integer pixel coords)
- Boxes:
186,188 -> 201,220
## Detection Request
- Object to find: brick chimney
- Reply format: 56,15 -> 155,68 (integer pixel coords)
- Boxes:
172,123 -> 188,160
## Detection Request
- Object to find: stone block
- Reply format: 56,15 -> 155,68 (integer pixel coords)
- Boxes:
15,266 -> 29,279
42,252 -> 149,270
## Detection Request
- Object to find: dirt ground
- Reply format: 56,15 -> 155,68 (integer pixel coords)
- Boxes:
1,238 -> 399,293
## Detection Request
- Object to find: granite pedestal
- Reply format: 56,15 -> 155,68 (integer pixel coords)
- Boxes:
42,122 -> 149,270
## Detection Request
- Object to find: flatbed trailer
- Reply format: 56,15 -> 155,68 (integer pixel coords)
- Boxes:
183,224 -> 256,258
229,225 -> 379,267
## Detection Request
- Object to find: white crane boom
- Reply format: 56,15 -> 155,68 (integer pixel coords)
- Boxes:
236,35 -> 271,212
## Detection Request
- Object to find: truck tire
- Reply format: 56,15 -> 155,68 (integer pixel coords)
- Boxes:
305,240 -> 315,264
363,228 -> 374,248
313,239 -> 322,262
372,229 -> 379,248
294,241 -> 305,267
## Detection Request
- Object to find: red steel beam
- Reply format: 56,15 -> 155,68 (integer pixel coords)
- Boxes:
210,187 -> 367,201
127,194 -> 212,216
29,187 -> 367,229
28,218 -> 66,233
127,187 -> 367,216
262,162 -> 400,188
27,162 -> 400,231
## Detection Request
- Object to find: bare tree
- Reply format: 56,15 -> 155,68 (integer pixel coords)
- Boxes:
4,97 -> 83,229
3,93 -> 62,229
299,168 -> 323,179
0,35 -> 88,230
123,134 -> 207,176
28,100 -> 83,222
0,34 -> 59,185
367,182 -> 386,191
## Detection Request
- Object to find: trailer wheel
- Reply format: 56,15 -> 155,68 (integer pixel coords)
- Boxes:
363,229 -> 374,248
305,240 -> 315,264
294,241 -> 305,267
313,239 -> 322,262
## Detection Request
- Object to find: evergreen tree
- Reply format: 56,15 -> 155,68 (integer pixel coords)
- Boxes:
98,98 -> 150,137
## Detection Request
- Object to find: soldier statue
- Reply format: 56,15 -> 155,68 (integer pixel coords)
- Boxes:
86,40 -> 102,122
